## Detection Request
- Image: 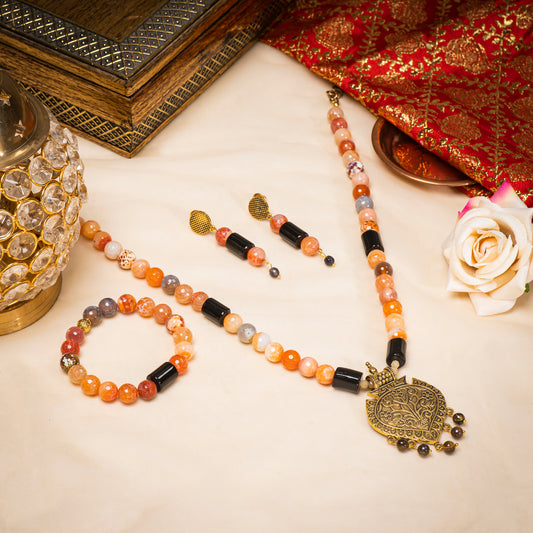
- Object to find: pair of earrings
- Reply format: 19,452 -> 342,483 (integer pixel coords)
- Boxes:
189,193 -> 335,279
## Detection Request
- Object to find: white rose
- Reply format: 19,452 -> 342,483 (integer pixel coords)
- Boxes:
442,181 -> 533,315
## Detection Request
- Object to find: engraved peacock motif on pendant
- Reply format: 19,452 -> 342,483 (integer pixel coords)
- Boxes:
365,364 -> 465,455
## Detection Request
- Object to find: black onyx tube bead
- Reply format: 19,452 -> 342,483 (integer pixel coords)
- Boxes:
225,232 -> 255,260
332,367 -> 364,394
201,297 -> 231,327
278,221 -> 309,249
146,362 -> 179,392
361,230 -> 384,256
386,338 -> 407,368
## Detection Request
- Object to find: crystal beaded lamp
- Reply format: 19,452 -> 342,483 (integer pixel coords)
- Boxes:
0,70 -> 87,334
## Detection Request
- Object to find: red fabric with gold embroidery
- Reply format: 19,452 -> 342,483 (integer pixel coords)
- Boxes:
263,0 -> 533,206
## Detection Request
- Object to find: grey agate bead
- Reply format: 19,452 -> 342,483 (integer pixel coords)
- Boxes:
237,323 -> 256,344
355,195 -> 373,213
161,274 -> 180,295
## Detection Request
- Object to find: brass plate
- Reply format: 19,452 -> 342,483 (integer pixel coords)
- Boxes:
0,276 -> 62,335
371,118 -> 474,187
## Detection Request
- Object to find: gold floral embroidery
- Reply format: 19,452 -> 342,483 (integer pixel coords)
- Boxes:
513,130 -> 533,156
385,31 -> 426,55
389,0 -> 428,26
445,36 -> 490,74
509,95 -> 533,122
442,87 -> 493,108
371,73 -> 418,95
442,113 -> 481,141
511,56 -> 533,82
315,17 -> 356,54
379,104 -> 421,131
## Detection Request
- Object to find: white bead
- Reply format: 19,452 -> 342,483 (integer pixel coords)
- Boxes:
104,240 -> 122,260
253,332 -> 271,353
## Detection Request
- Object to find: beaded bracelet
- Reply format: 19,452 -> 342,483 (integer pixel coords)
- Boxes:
59,294 -> 194,404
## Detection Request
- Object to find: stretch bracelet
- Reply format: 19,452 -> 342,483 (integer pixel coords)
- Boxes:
59,294 -> 193,404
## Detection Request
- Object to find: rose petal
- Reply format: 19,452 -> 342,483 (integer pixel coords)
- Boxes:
490,264 -> 528,300
476,239 -> 517,279
469,291 -> 517,315
490,180 -> 526,209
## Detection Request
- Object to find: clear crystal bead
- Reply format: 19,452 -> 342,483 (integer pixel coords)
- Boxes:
16,200 -> 45,230
29,156 -> 53,185
61,164 -> 78,193
30,247 -> 53,272
69,219 -> 81,244
64,128 -> 78,149
3,282 -> 30,302
66,144 -> 84,175
41,183 -> 67,213
8,232 -> 37,260
42,215 -> 65,244
0,210 -> 14,241
78,179 -> 88,203
43,140 -> 67,169
50,120 -> 67,145
17,286 -> 41,302
1,263 -> 28,287
1,169 -> 31,200
34,265 -> 58,289
56,250 -> 69,271
64,197 -> 81,225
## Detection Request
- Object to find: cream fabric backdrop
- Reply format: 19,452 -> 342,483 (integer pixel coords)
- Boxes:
1,43 -> 532,532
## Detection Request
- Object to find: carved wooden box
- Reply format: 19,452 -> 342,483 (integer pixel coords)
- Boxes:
0,0 -> 289,156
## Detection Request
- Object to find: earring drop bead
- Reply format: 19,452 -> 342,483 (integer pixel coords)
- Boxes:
225,232 -> 255,260
215,227 -> 232,246
324,255 -> 335,267
270,214 -> 288,233
278,221 -> 308,248
301,236 -> 320,256
269,267 -> 280,278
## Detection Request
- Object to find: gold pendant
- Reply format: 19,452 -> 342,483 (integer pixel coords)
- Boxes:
364,363 -> 465,456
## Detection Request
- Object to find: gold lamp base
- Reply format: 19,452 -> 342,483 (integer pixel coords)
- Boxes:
0,276 -> 62,335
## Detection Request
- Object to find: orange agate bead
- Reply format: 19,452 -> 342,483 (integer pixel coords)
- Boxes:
175,284 -> 193,305
174,341 -> 194,360
191,291 -> 208,312
131,259 -> 150,279
81,220 -> 100,239
385,313 -> 405,331
388,327 -> 407,341
360,221 -> 379,233
118,383 -> 138,405
301,236 -> 320,256
368,250 -> 386,269
383,300 -> 403,317
224,313 -> 243,333
375,274 -> 394,292
137,380 -> 157,401
68,364 -> 87,385
170,354 -> 188,374
81,375 -> 100,396
118,294 -> 136,314
153,303 -> 172,324
92,231 -> 111,251
270,214 -> 288,234
247,247 -> 266,266
172,326 -> 193,344
146,267 -> 164,288
264,342 -> 283,363
136,297 -> 156,318
99,381 -> 118,402
298,357 -> 318,378
281,349 -> 301,371
316,364 -> 335,385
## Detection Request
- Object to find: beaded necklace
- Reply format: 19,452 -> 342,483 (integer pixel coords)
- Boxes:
77,89 -> 465,455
